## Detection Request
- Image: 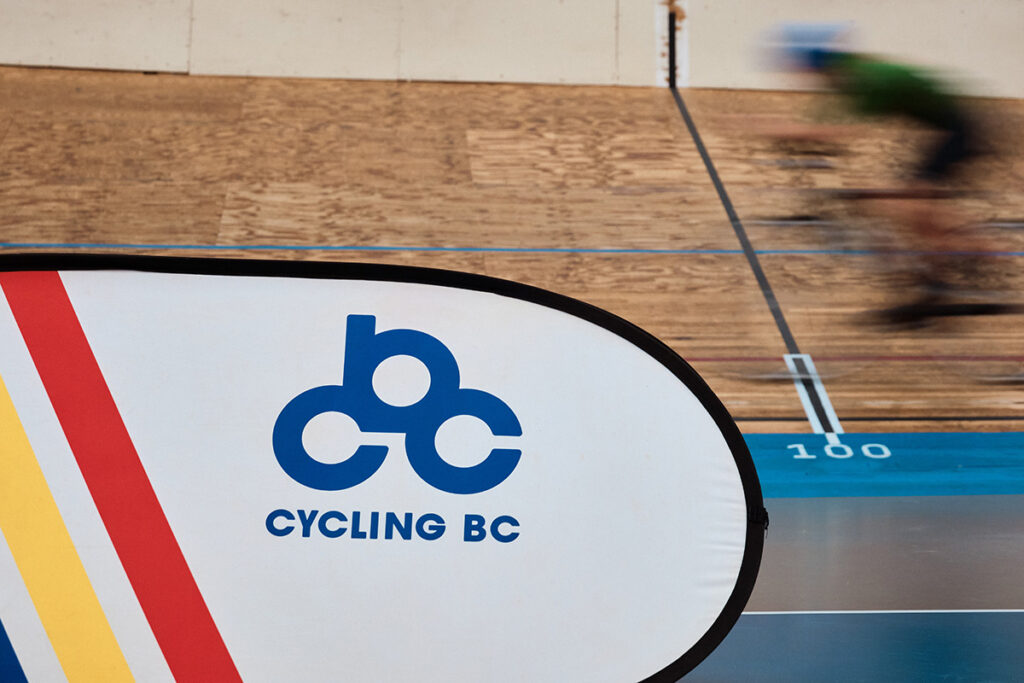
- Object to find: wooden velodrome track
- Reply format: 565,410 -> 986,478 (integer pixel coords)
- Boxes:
2,65 -> 1024,681
1,65 -> 1022,433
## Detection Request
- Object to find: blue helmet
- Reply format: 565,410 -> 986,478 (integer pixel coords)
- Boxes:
771,22 -> 852,71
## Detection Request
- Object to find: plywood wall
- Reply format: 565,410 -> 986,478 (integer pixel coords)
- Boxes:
0,0 -> 191,72
0,0 -> 662,86
0,0 -> 1020,97
685,0 -> 1024,98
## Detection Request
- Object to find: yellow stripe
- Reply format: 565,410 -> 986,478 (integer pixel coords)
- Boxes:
0,373 -> 134,681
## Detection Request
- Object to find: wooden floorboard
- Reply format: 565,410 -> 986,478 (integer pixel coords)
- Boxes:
1,66 -> 1022,433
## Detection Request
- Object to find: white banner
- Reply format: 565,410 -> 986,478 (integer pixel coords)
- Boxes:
0,255 -> 765,682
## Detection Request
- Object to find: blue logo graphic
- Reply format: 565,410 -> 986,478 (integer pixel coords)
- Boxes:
273,315 -> 522,494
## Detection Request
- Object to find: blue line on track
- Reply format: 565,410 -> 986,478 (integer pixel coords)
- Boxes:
3,243 -> 1024,257
747,432 -> 1024,498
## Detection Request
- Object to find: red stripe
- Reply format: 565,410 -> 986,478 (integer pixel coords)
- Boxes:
1,271 -> 242,683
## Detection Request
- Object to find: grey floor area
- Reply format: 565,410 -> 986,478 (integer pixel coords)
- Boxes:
679,494 -> 1024,681
688,611 -> 1024,682
748,495 -> 1024,611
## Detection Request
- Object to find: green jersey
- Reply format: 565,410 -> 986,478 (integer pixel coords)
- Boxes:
832,54 -> 962,130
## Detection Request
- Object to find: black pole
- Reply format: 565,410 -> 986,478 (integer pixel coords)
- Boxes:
668,11 -> 677,88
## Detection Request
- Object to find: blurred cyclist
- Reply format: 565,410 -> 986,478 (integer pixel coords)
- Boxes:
769,23 -> 996,326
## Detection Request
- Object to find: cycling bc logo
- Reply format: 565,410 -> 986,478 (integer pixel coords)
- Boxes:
273,315 -> 522,494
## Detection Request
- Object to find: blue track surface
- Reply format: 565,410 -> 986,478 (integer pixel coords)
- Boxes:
708,432 -> 1024,682
746,433 -> 1024,498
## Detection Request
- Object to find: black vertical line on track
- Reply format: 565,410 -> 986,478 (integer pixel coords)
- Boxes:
666,35 -> 800,355
668,11 -> 677,89
790,356 -> 835,433
670,87 -> 799,354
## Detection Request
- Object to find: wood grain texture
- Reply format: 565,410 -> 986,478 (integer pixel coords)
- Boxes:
1,66 -> 1022,433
